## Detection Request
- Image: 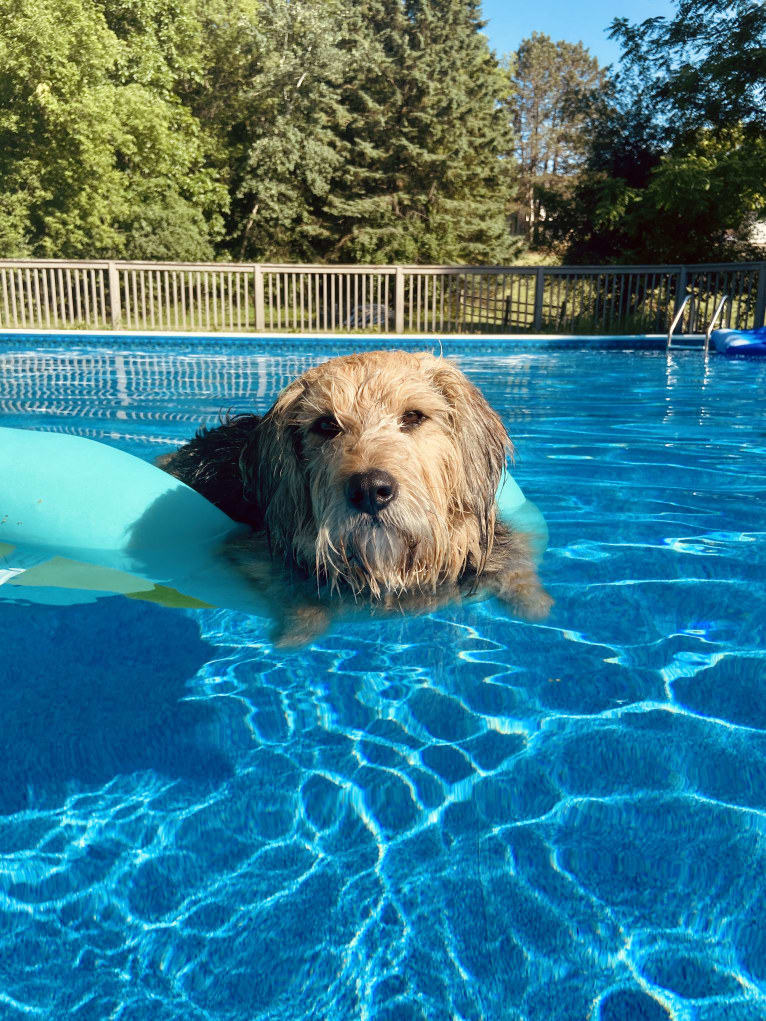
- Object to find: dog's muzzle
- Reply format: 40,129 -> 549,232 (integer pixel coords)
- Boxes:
345,469 -> 399,517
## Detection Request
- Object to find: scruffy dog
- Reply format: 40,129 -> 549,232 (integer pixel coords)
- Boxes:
159,350 -> 551,643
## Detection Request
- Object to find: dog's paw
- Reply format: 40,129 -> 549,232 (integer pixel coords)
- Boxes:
493,573 -> 554,622
271,603 -> 331,648
514,587 -> 554,621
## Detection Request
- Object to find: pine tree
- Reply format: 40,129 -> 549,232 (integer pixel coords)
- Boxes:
319,0 -> 412,261
322,0 -> 515,264
401,0 -> 516,263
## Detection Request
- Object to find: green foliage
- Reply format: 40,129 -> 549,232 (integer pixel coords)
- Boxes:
187,0 -> 349,261
638,128 -> 766,261
323,0 -> 516,264
541,0 -> 766,263
399,0 -> 516,264
0,0 -> 517,264
610,0 -> 766,135
3,0 -> 761,267
0,0 -> 225,259
544,130 -> 766,265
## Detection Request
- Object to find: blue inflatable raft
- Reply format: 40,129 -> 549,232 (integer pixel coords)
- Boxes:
712,326 -> 766,356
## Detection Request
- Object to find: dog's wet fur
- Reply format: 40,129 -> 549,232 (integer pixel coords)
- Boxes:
159,350 -> 552,644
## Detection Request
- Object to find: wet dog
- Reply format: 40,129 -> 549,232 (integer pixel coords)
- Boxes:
159,350 -> 551,643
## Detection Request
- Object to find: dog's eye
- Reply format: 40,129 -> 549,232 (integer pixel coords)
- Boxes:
400,410 -> 426,430
310,415 -> 342,438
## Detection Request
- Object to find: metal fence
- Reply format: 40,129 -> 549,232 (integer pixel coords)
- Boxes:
1,259 -> 764,335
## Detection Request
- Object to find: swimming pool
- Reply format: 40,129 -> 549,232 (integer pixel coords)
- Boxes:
1,334 -> 764,1020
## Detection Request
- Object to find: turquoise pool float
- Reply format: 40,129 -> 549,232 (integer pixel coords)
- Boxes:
0,427 -> 547,607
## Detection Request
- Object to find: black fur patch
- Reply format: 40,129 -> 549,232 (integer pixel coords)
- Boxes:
158,414 -> 262,525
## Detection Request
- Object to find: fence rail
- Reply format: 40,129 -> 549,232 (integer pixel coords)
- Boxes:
1,259 -> 764,336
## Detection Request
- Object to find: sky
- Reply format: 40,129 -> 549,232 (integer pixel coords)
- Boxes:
479,0 -> 676,68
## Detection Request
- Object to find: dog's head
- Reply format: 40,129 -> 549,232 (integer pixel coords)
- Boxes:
240,350 -> 511,597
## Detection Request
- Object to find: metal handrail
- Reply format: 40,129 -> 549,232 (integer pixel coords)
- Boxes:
667,293 -> 692,347
704,294 -> 730,354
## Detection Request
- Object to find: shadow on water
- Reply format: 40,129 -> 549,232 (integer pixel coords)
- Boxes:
0,597 -> 231,814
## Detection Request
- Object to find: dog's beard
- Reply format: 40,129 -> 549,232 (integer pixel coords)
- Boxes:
313,502 -> 450,600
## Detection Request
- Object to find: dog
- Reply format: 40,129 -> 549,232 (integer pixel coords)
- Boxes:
158,350 -> 552,643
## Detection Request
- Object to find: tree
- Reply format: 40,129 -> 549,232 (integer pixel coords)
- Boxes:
536,66 -> 668,262
610,0 -> 766,136
189,0 -> 349,262
542,0 -> 766,263
399,0 -> 516,263
319,0 -> 413,262
321,0 -> 516,264
0,0 -> 226,260
641,128 -> 766,259
505,33 -> 605,243
0,0 -> 519,264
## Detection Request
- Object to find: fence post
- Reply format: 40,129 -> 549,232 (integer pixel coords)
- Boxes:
755,262 -> 766,328
254,264 -> 265,331
395,266 -> 404,333
532,266 -> 544,331
108,261 -> 121,329
674,266 -> 688,316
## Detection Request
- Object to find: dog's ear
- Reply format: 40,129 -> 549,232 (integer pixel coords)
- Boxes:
239,379 -> 311,552
426,357 -> 511,538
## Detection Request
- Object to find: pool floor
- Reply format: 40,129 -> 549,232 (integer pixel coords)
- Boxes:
0,338 -> 765,1020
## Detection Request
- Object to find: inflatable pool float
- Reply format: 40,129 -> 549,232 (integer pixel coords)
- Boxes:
0,427 -> 547,608
0,427 -> 259,610
496,469 -> 548,563
712,326 -> 766,356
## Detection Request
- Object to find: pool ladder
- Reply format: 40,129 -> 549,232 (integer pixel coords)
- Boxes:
667,293 -> 729,353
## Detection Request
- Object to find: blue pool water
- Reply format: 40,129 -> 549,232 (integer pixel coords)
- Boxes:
0,335 -> 765,1020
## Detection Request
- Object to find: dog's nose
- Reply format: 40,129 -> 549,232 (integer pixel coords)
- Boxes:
346,470 -> 399,515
